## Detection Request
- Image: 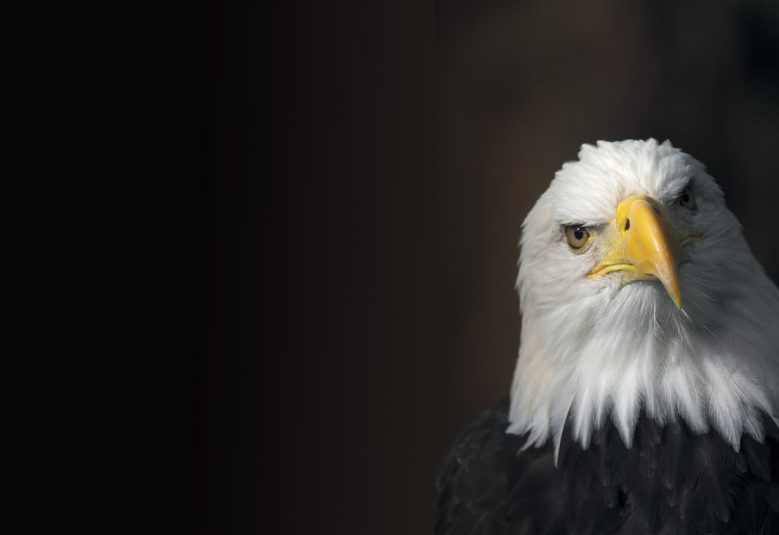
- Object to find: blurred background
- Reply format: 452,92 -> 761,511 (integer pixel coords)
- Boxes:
201,0 -> 779,532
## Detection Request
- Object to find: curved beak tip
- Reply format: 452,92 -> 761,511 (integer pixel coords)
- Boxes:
594,195 -> 684,310
669,286 -> 683,309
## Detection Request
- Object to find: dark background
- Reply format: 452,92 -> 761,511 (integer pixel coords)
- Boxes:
200,0 -> 779,533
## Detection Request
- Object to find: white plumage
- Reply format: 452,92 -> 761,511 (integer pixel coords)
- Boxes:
507,139 -> 779,460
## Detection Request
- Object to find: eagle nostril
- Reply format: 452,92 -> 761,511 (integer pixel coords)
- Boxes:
625,219 -> 631,231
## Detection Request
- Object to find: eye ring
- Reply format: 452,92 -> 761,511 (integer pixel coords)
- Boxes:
678,188 -> 696,210
565,225 -> 590,249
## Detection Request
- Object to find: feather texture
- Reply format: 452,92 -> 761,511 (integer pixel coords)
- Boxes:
436,399 -> 779,535
508,139 -> 779,455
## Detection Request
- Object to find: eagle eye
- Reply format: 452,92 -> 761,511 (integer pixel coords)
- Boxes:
565,225 -> 590,249
678,188 -> 696,210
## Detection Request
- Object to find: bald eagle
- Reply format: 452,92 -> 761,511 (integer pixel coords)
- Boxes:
436,140 -> 779,534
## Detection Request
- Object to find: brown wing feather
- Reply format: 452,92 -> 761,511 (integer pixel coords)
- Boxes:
436,399 -> 779,534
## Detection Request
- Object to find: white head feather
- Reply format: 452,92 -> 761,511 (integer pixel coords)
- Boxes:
507,139 -> 779,459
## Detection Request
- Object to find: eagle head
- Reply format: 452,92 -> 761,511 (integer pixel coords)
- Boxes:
507,139 -> 779,458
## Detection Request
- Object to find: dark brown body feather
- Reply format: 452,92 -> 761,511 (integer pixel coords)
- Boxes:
436,399 -> 779,534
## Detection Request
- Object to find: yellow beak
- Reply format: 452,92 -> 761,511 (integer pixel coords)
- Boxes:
588,195 -> 682,308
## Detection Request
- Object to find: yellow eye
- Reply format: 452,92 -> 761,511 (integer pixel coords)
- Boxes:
678,188 -> 696,209
565,225 -> 590,249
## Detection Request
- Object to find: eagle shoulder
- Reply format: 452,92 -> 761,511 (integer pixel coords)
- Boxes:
436,399 -> 779,535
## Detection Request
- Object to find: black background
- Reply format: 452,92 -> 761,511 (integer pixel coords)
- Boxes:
199,1 -> 779,533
